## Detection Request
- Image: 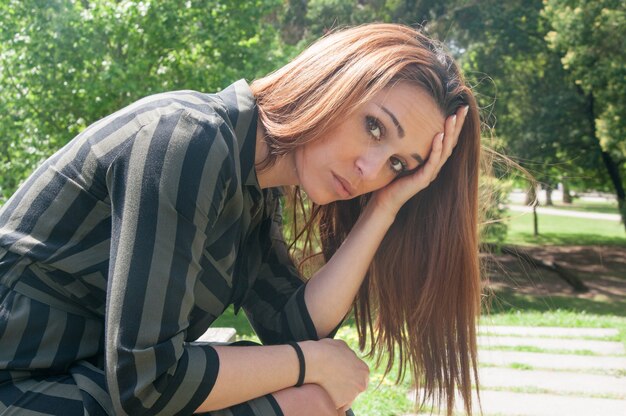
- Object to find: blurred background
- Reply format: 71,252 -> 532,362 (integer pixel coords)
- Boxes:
1,1 -> 624,415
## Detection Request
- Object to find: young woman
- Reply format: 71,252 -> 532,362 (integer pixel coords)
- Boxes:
0,23 -> 481,416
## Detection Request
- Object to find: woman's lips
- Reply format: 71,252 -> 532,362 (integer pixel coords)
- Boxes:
333,172 -> 354,198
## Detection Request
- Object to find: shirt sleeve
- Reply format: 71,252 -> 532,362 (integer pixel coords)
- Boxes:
242,194 -> 345,345
104,109 -> 235,416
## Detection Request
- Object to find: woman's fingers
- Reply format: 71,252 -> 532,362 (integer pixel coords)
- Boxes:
379,105 -> 470,207
411,105 -> 468,187
442,113 -> 458,160
432,105 -> 469,178
415,132 -> 444,187
311,338 -> 369,410
457,105 -> 470,135
450,105 -> 469,150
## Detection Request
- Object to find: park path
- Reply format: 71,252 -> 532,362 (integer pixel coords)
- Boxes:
506,205 -> 621,221
404,325 -> 626,415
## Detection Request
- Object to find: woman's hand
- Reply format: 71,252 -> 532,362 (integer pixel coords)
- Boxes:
370,105 -> 469,216
301,338 -> 370,409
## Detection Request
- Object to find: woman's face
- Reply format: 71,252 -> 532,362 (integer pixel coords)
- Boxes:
294,82 -> 445,205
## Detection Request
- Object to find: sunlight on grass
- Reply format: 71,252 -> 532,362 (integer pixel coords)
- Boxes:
548,201 -> 620,215
481,291 -> 626,350
481,385 -> 624,400
480,345 -> 599,356
508,362 -> 534,371
504,211 -> 626,246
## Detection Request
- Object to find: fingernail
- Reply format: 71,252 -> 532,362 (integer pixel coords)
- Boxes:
451,114 -> 457,126
438,132 -> 444,142
463,105 -> 470,115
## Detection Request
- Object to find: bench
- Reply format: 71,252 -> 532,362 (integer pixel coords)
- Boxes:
195,327 -> 237,343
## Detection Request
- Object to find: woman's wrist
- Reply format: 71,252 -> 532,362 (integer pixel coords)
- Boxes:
287,341 -> 306,387
362,194 -> 398,228
298,340 -> 320,385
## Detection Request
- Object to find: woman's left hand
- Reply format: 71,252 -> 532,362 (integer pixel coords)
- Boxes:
370,105 -> 469,216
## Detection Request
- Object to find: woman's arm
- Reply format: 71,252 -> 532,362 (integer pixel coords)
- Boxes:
305,107 -> 467,338
195,343 -> 302,412
304,199 -> 394,339
196,339 -> 369,412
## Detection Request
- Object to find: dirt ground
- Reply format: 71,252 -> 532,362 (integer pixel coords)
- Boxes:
482,245 -> 626,301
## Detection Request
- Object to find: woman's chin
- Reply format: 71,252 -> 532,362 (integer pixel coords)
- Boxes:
301,187 -> 334,206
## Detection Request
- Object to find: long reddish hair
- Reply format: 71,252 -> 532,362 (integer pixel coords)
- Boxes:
251,23 -> 482,415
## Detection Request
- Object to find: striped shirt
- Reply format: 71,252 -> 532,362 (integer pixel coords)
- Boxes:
0,80 -> 341,415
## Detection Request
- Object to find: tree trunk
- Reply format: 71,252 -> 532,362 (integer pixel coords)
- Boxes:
599,150 -> 626,223
585,92 -> 626,231
533,202 -> 539,236
526,183 -> 540,235
545,185 -> 554,206
562,180 -> 572,204
525,184 -> 538,206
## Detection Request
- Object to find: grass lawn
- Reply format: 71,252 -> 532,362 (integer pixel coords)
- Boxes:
483,290 -> 626,347
491,209 -> 626,348
506,198 -> 620,215
548,200 -> 620,215
503,210 -> 626,246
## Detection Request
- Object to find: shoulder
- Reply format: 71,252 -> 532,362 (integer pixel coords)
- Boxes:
130,90 -> 230,131
73,89 -> 236,164
107,90 -> 239,163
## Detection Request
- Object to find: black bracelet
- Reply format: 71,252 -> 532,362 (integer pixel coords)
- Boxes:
287,341 -> 305,387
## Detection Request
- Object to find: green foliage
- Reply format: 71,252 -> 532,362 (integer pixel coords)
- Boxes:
542,0 -> 626,226
543,0 -> 626,163
3,0 -> 623,227
278,0 -> 465,45
456,0 -> 606,193
0,0 -> 289,202
443,0 -> 625,230
305,0 -> 390,34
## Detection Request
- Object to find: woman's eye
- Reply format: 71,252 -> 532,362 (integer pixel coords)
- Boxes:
389,157 -> 407,174
366,116 -> 383,140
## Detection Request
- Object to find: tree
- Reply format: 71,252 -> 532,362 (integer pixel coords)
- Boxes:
0,0 -> 287,202
543,0 -> 626,228
427,0 -> 624,219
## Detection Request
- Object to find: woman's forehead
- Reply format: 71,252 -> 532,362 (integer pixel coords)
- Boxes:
371,83 -> 444,133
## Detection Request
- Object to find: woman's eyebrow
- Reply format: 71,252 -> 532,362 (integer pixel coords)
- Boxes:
378,105 -> 405,138
377,104 -> 425,166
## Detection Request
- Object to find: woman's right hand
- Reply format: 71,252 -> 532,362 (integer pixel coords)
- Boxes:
300,338 -> 370,409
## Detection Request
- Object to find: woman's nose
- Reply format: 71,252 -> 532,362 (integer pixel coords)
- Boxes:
355,149 -> 388,182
